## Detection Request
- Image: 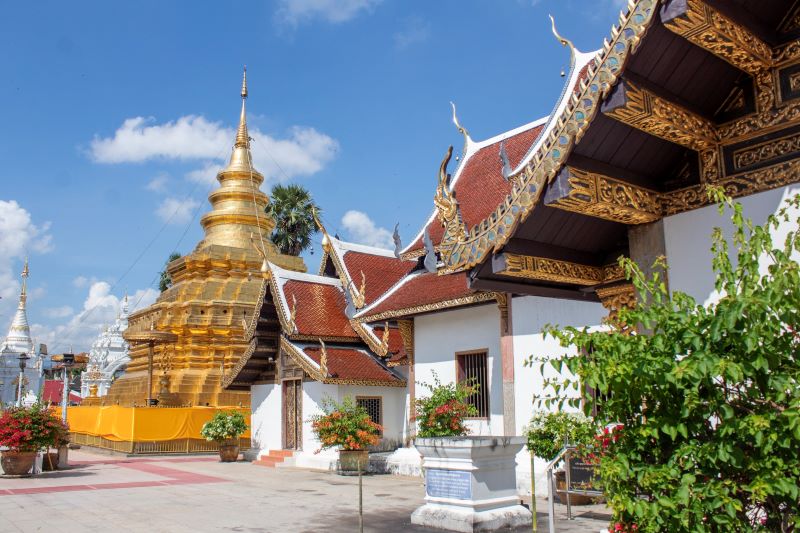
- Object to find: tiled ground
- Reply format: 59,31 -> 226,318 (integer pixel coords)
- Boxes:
0,450 -> 611,532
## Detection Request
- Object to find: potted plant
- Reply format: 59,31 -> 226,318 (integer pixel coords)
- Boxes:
524,411 -> 597,504
0,403 -> 65,476
43,419 -> 70,471
310,396 -> 382,475
411,374 -> 531,531
200,410 -> 248,462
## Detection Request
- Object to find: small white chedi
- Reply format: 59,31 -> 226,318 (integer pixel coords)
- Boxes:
411,436 -> 531,532
81,294 -> 131,398
0,260 -> 44,406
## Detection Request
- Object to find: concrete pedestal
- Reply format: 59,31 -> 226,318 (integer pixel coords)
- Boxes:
411,437 -> 531,532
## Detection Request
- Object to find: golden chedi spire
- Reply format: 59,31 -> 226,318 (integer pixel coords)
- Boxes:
104,68 -> 305,408
198,67 -> 277,250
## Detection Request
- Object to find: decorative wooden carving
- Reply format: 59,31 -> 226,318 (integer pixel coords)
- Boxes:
493,254 -> 626,286
602,79 -> 718,152
660,0 -> 772,75
545,166 -> 662,224
397,319 -> 414,365
595,283 -> 636,326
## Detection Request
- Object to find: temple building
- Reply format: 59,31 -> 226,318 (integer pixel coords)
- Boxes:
0,260 -> 45,405
104,69 -> 306,407
80,294 -> 131,398
226,0 -> 800,495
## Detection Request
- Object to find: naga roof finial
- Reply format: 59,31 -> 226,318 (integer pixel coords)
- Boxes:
450,102 -> 472,154
549,15 -> 577,65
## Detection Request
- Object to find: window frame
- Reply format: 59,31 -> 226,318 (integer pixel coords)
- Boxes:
355,395 -> 384,435
455,349 -> 490,420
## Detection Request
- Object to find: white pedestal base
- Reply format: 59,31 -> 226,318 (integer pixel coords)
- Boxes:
411,503 -> 531,532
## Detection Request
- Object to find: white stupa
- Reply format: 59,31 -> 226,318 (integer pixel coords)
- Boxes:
0,260 -> 44,405
81,294 -> 130,398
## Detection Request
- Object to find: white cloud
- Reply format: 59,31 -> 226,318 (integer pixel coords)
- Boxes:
276,0 -> 381,26
43,306 -> 74,319
32,282 -> 159,353
393,16 -> 431,50
341,210 -> 394,250
146,172 -> 170,192
89,116 -> 230,163
155,197 -> 201,225
0,200 -> 53,323
186,161 -> 222,186
90,116 -> 338,185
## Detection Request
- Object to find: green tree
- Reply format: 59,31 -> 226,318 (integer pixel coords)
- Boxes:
266,184 -> 319,256
536,190 -> 800,532
158,252 -> 181,292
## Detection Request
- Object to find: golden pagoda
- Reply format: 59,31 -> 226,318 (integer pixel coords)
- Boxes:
105,68 -> 306,407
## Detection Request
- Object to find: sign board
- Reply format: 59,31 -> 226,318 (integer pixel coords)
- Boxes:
425,469 -> 472,500
567,454 -> 600,493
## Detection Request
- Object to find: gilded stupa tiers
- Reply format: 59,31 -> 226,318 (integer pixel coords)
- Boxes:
104,69 -> 306,406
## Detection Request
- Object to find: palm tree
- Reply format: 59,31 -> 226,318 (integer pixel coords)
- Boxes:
266,184 -> 319,256
158,252 -> 182,292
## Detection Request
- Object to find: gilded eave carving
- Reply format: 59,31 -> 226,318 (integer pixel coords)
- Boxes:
495,254 -> 626,286
356,290 -> 499,323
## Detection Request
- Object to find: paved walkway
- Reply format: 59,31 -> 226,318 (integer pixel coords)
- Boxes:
0,450 -> 610,532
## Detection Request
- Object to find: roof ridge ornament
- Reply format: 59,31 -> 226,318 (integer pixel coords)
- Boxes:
549,15 -> 578,65
392,223 -> 402,259
450,102 -> 472,155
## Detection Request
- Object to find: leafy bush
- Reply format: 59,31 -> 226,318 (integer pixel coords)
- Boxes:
0,403 -> 68,452
200,411 -> 248,443
536,190 -> 800,531
310,396 -> 382,451
415,372 -> 478,438
524,411 -> 596,461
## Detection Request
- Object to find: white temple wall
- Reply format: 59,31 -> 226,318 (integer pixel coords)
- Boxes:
250,383 -> 282,455
510,294 -> 607,497
663,184 -> 800,305
414,303 -> 503,436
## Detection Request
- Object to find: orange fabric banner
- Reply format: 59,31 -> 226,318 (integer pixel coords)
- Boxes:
64,406 -> 251,442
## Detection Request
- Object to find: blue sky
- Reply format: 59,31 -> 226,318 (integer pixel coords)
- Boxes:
0,0 -> 626,353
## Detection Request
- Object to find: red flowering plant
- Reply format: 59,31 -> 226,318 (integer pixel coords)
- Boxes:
415,373 -> 478,438
310,396 -> 382,452
0,403 -> 68,452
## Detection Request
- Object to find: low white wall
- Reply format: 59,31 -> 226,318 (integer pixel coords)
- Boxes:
511,294 -> 606,497
664,184 -> 800,305
250,383 -> 281,455
414,303 -> 503,436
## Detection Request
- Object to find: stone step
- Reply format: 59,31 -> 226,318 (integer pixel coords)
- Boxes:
252,449 -> 295,468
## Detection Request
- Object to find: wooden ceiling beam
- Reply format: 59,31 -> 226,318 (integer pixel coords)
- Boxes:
661,0 -> 773,76
602,78 -> 719,152
492,253 -> 625,287
544,165 -> 663,225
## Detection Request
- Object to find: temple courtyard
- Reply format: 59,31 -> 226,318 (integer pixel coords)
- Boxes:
0,450 -> 609,532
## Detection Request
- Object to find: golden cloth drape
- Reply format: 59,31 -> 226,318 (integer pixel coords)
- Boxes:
63,406 -> 251,442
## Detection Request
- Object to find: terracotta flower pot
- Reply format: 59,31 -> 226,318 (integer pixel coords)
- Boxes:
218,443 -> 240,462
42,452 -> 60,471
338,449 -> 369,475
1,450 -> 37,476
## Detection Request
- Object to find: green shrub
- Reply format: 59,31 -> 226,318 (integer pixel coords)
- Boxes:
415,372 -> 478,438
535,190 -> 800,531
200,411 -> 248,443
524,411 -> 596,461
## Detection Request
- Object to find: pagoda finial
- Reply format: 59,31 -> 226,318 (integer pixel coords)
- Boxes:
235,66 -> 250,149
19,258 -> 29,305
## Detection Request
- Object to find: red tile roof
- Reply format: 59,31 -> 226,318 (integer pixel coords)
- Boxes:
41,380 -> 82,404
406,123 -> 545,253
342,251 -> 414,307
281,280 -> 359,339
371,325 -> 405,356
360,271 -> 477,320
303,346 -> 400,383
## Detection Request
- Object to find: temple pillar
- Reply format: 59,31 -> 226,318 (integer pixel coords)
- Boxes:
627,219 -> 669,292
496,293 -> 516,437
398,319 -> 415,444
